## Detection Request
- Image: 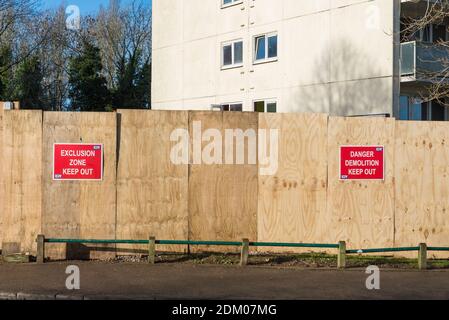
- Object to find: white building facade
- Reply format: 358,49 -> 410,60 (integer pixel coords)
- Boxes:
152,0 -> 447,119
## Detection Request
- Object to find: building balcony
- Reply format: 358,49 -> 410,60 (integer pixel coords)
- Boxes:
400,41 -> 448,83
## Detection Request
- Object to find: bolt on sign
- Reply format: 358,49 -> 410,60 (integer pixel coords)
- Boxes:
53,143 -> 103,181
340,146 -> 384,180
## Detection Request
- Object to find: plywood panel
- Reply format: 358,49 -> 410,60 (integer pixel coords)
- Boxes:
1,109 -> 448,260
42,112 -> 116,260
116,110 -> 189,254
0,110 -> 42,254
395,121 -> 449,258
257,113 -> 329,253
0,104 -> 3,249
327,117 -> 395,251
188,112 -> 258,252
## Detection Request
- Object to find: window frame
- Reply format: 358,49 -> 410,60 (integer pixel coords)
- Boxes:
216,102 -> 244,112
253,32 -> 278,65
398,96 -> 448,121
221,39 -> 244,70
420,24 -> 433,43
253,99 -> 277,113
430,100 -> 447,121
416,24 -> 448,44
221,0 -> 243,9
432,23 -> 448,43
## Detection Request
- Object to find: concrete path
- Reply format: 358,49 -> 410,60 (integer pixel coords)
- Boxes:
0,262 -> 448,300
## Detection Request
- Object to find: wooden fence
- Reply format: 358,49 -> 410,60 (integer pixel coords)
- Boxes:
0,109 -> 448,259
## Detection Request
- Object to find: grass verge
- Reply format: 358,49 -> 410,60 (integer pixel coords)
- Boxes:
113,252 -> 449,269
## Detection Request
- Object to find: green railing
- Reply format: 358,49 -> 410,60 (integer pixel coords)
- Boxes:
44,238 -> 339,248
251,242 -> 338,248
428,247 -> 449,252
345,247 -> 419,254
36,235 -> 449,270
45,238 -> 150,245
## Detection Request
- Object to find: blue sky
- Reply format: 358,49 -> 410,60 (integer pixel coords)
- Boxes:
42,0 -> 151,15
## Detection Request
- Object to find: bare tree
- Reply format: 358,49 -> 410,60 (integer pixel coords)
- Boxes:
34,6 -> 100,110
0,0 -> 48,74
0,0 -> 151,109
0,0 -> 39,39
37,6 -> 72,110
94,0 -> 151,91
402,1 -> 449,106
94,0 -> 122,88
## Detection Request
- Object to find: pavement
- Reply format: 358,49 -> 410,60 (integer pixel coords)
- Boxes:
0,261 -> 448,300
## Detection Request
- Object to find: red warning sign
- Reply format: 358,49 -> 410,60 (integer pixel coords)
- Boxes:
340,146 -> 384,180
53,143 -> 103,181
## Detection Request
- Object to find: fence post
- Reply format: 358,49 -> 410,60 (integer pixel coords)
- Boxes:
337,241 -> 346,269
36,235 -> 45,264
148,236 -> 156,265
418,243 -> 427,270
240,238 -> 249,266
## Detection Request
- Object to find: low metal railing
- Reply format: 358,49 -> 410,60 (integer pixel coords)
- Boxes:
36,235 -> 449,270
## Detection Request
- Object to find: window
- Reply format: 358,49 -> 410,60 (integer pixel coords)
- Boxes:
213,103 -> 243,111
400,96 -> 428,120
433,24 -> 447,43
399,96 -> 409,120
398,96 -> 446,121
421,24 -> 432,42
411,101 -> 428,120
415,24 -> 448,43
401,21 -> 448,43
221,103 -> 243,112
221,0 -> 242,8
254,100 -> 277,113
431,101 -> 445,121
222,40 -> 243,69
254,33 -> 278,63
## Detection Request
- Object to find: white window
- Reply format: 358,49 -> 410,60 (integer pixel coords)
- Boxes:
254,33 -> 278,63
221,40 -> 243,69
221,0 -> 243,8
216,102 -> 243,112
254,99 -> 277,113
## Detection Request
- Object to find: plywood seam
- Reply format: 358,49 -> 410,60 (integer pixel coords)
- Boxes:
40,111 -> 44,236
392,119 -> 396,248
325,114 -> 330,243
187,111 -> 191,252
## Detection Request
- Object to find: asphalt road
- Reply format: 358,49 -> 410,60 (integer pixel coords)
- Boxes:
0,262 -> 448,300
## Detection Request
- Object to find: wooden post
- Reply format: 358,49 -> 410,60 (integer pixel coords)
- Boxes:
418,243 -> 427,270
148,236 -> 156,264
36,235 -> 45,264
240,238 -> 249,266
337,241 -> 346,269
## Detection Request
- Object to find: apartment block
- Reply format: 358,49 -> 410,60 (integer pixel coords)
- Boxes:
152,0 -> 447,120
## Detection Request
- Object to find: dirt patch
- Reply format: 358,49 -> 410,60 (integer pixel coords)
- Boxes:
108,252 -> 449,270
